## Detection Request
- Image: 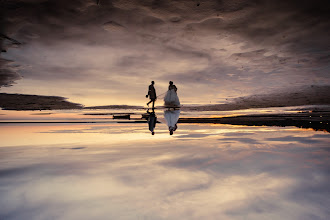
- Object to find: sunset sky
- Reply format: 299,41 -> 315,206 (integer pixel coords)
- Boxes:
1,0 -> 330,106
1,2 -> 330,218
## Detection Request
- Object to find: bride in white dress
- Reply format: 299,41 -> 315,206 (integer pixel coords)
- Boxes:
164,81 -> 180,107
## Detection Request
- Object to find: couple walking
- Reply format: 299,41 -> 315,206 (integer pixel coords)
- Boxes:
146,81 -> 180,108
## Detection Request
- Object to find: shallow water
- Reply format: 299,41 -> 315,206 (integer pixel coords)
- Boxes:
0,113 -> 329,220
0,105 -> 310,122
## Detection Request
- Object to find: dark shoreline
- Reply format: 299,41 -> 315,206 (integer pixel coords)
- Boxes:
1,111 -> 329,133
178,112 -> 330,133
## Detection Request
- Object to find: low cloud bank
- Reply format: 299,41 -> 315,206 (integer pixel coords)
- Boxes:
184,85 -> 330,111
0,93 -> 83,110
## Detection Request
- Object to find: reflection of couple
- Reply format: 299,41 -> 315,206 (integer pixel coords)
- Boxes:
146,81 -> 180,108
146,108 -> 180,135
164,109 -> 180,135
147,109 -> 157,135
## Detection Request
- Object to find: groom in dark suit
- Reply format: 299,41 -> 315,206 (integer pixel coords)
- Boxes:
146,81 -> 157,108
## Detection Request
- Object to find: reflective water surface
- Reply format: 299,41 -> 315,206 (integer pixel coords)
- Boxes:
0,110 -> 330,219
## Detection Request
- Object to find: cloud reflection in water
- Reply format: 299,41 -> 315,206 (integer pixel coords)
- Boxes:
0,123 -> 329,219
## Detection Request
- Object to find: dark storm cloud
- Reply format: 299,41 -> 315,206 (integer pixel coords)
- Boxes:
2,0 -> 329,54
0,64 -> 21,87
221,0 -> 330,48
0,0 -> 329,104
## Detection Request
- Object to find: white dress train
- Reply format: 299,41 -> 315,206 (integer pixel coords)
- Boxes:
164,89 -> 180,107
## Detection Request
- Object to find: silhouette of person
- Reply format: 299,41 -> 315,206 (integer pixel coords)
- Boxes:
147,109 -> 157,135
146,81 -> 157,108
168,81 -> 177,92
164,81 -> 180,108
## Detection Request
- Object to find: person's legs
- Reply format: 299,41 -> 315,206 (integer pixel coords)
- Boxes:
152,100 -> 155,108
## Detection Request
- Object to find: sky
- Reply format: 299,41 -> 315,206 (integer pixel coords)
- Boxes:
0,0 -> 330,106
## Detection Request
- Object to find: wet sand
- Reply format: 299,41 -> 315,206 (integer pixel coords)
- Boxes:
179,111 -> 330,133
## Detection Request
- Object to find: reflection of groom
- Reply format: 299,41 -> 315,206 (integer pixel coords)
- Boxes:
147,109 -> 157,135
146,81 -> 157,108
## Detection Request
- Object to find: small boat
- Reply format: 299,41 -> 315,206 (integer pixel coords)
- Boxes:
113,114 -> 130,120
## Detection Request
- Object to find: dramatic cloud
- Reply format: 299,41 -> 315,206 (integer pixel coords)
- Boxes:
0,58 -> 21,87
0,0 -> 329,105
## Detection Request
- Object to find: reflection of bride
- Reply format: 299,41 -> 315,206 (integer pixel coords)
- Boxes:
164,81 -> 180,107
164,109 -> 180,135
